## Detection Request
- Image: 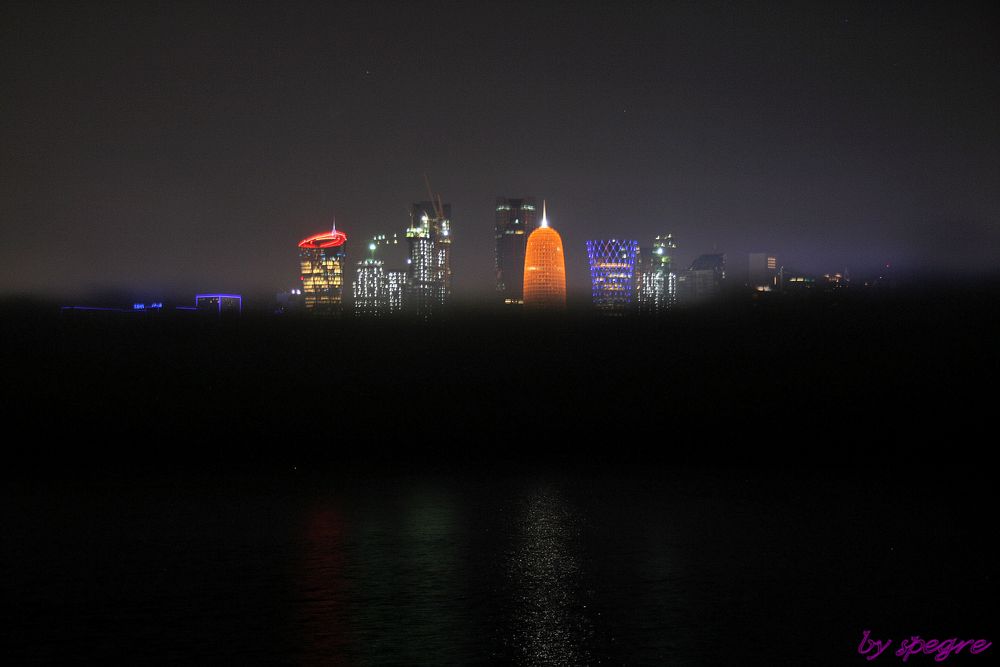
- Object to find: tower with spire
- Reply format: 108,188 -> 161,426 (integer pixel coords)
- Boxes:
523,201 -> 567,310
298,219 -> 348,314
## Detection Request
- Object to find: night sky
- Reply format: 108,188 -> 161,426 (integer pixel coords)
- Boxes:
2,1 -> 997,300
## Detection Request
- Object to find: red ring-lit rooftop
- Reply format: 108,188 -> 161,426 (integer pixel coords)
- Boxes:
299,229 -> 347,249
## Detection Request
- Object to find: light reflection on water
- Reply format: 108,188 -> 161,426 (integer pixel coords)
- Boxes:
506,485 -> 592,666
291,480 -> 600,665
7,473 -> 932,664
295,506 -> 349,663
301,484 -> 469,665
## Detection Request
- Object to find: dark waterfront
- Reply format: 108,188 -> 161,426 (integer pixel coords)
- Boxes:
3,289 -> 997,467
2,292 -> 997,663
4,470 -> 992,664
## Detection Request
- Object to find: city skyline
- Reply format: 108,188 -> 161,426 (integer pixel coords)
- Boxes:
42,213 -> 933,313
3,3 -> 995,664
0,184 -> 979,303
2,2 -> 997,300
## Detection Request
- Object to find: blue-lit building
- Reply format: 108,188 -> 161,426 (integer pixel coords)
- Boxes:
62,303 -> 164,317
61,300 -> 201,317
195,294 -> 242,315
586,239 -> 639,314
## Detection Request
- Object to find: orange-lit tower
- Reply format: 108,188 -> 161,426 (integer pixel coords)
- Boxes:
523,201 -> 566,309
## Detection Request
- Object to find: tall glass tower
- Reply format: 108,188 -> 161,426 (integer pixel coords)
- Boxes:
354,255 -> 387,317
299,224 -> 347,313
523,201 -> 566,310
406,200 -> 451,317
495,197 -> 538,305
586,239 -> 639,314
637,234 -> 678,314
371,232 -> 407,314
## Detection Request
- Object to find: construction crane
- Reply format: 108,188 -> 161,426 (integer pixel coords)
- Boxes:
423,173 -> 445,221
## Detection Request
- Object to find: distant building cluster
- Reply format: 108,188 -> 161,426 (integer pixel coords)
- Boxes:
289,190 -> 568,318
579,237 -> 727,313
60,185 -> 894,317
280,187 -> 453,318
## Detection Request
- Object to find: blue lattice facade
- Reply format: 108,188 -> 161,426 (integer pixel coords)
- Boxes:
586,239 -> 639,313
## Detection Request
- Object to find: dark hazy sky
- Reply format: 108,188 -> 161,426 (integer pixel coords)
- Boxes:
2,0 -> 997,299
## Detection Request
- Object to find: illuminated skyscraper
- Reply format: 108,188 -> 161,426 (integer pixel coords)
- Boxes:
587,239 -> 639,313
495,197 -> 538,305
637,234 -> 678,314
371,233 -> 407,314
354,244 -> 388,317
298,224 -> 347,313
406,199 -> 451,317
523,201 -> 566,310
385,271 -> 407,313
